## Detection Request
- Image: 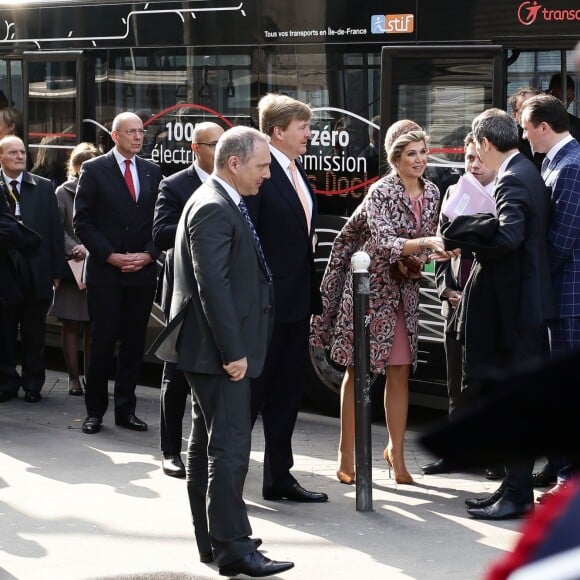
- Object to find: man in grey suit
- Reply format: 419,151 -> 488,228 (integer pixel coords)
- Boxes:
153,121 -> 224,478
0,135 -> 66,403
441,108 -> 553,520
153,126 -> 293,577
521,94 -> 580,501
74,112 -> 162,434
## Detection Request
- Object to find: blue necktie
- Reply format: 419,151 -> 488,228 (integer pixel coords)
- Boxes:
238,199 -> 272,282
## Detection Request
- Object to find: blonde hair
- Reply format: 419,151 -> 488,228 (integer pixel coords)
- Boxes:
67,142 -> 100,178
258,93 -> 312,136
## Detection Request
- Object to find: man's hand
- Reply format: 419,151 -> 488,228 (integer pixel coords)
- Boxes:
106,252 -> 153,272
223,357 -> 248,382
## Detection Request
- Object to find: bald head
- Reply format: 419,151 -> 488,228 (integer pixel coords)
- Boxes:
191,122 -> 224,174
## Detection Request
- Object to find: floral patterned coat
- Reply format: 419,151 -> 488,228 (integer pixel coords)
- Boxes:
310,172 -> 440,373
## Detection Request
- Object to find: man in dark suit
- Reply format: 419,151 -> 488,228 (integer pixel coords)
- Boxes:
0,199 -> 43,398
244,93 -> 326,503
520,94 -> 580,501
422,132 -> 496,475
153,121 -> 224,478
152,126 -> 293,577
73,112 -> 162,435
0,136 -> 66,403
440,108 -> 553,520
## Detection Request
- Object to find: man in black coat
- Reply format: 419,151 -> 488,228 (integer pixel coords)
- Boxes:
74,112 -> 162,434
151,126 -> 293,577
245,94 -> 326,503
153,121 -> 224,478
441,108 -> 553,520
0,136 -> 66,403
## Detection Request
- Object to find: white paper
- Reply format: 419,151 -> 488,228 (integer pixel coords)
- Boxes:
441,171 -> 496,219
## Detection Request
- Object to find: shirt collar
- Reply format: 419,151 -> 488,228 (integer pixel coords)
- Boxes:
213,175 -> 241,206
545,134 -> 574,164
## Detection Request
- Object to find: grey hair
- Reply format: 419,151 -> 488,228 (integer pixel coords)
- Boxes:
214,126 -> 269,169
472,108 -> 518,152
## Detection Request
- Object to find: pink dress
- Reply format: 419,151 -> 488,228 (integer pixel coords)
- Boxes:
388,195 -> 423,365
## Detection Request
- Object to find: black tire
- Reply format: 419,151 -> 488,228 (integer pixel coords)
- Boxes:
304,345 -> 385,420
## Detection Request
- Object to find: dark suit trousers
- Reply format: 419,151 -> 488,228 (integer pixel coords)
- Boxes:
0,298 -> 50,393
251,317 -> 310,492
184,372 -> 255,567
160,361 -> 190,454
85,283 -> 155,418
495,326 -> 549,506
444,320 -> 465,416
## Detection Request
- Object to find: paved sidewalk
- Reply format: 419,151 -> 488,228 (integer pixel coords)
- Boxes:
0,369 -> 529,579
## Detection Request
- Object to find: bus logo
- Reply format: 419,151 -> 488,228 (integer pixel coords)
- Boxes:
517,1 -> 543,25
371,14 -> 414,34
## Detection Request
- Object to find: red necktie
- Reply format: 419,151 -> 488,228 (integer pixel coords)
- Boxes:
124,159 -> 136,201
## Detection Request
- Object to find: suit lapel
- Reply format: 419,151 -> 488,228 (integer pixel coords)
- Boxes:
269,156 -> 311,234
207,177 -> 271,279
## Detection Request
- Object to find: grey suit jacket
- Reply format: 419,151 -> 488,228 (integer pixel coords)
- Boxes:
152,177 -> 274,378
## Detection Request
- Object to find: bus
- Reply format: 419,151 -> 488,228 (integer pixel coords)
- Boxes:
1,0 -> 578,413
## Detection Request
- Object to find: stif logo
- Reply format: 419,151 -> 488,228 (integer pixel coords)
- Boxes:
371,14 -> 414,34
517,0 -> 543,25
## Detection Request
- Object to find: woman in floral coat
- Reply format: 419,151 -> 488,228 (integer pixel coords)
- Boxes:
310,121 -> 444,485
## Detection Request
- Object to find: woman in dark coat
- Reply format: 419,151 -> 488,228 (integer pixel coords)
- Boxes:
50,142 -> 100,395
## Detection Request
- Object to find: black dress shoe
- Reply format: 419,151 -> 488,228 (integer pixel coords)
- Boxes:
467,496 -> 533,520
537,480 -> 569,504
465,484 -> 505,509
115,414 -> 148,431
24,391 -> 42,403
82,416 -> 102,434
484,466 -> 505,480
199,538 -> 262,564
162,454 -> 186,478
533,465 -> 558,487
199,550 -> 214,563
263,481 -> 328,502
0,391 -> 14,403
421,457 -> 453,475
218,550 -> 294,577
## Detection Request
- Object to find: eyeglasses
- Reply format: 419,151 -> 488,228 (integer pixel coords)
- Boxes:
196,141 -> 218,147
123,128 -> 147,136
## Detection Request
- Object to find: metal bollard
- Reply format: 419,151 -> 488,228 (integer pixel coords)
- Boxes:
351,251 -> 373,512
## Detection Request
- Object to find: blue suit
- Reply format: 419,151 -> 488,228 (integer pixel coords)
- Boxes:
544,138 -> 580,353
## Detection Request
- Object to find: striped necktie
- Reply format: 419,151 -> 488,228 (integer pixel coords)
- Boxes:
238,199 -> 272,282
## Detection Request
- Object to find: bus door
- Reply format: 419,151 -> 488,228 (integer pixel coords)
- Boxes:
379,45 -> 503,402
22,51 -> 95,177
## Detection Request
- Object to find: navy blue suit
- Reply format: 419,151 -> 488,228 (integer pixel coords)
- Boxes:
153,164 -> 203,455
74,150 -> 162,419
245,152 -> 322,493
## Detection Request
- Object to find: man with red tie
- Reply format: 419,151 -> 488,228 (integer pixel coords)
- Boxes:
74,112 -> 162,434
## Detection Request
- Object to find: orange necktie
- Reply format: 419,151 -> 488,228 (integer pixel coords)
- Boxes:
289,160 -> 311,231
124,159 -> 136,201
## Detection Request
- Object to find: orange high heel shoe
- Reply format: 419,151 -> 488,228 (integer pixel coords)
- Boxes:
384,448 -> 414,485
336,470 -> 355,485
337,451 -> 355,485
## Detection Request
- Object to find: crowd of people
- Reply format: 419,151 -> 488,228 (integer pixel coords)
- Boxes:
0,62 -> 579,575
